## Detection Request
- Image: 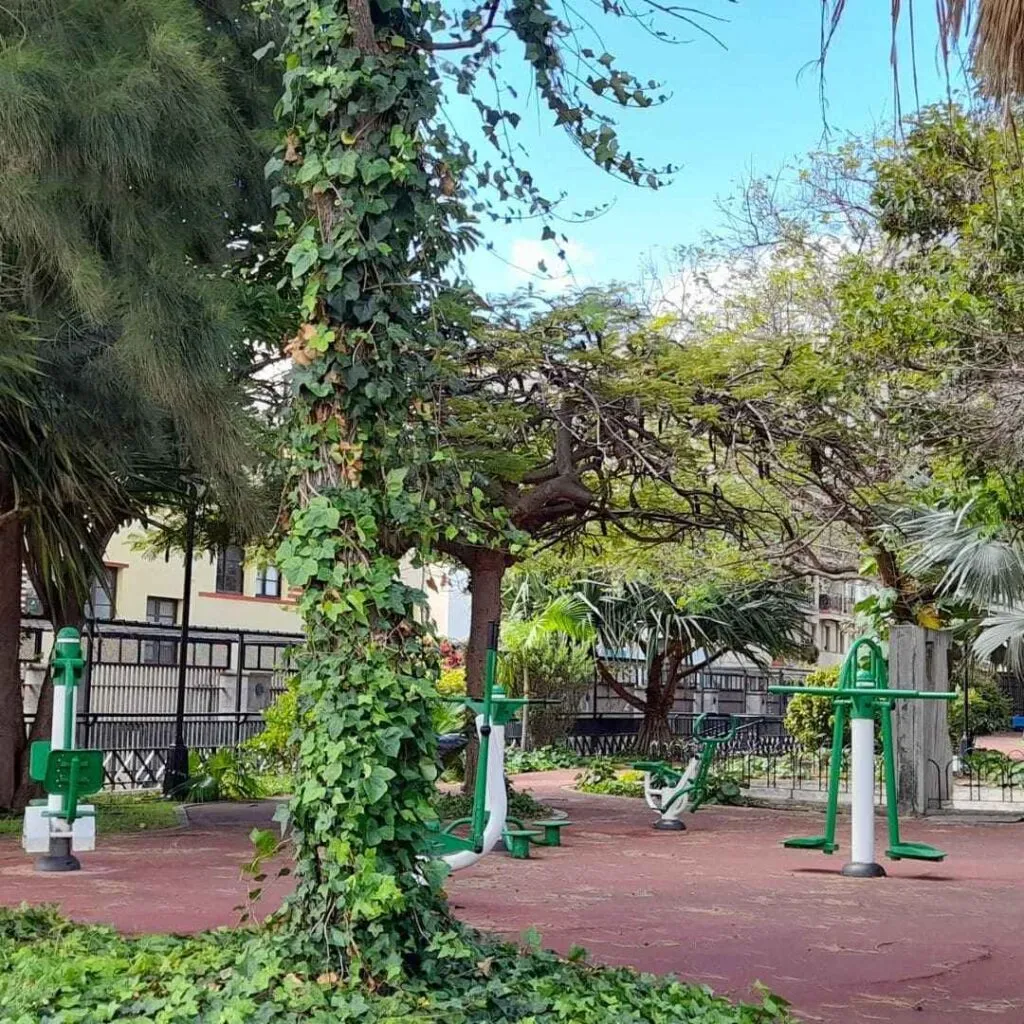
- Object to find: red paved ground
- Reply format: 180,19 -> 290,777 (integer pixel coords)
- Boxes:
2,772 -> 1023,1023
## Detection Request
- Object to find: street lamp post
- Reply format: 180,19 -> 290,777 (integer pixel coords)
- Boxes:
163,487 -> 197,796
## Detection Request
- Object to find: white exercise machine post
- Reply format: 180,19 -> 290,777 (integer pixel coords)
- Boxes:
441,714 -> 508,871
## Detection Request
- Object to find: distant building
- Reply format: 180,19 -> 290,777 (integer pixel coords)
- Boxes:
21,522 -> 472,641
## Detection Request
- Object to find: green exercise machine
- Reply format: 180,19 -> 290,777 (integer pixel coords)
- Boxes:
423,622 -> 570,868
633,713 -> 760,830
22,627 -> 104,872
769,637 -> 956,877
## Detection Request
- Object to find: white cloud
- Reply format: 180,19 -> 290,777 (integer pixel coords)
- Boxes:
504,237 -> 596,291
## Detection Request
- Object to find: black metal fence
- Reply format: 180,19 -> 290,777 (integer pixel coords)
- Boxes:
581,657 -> 805,718
19,617 -> 304,789
20,617 -> 302,717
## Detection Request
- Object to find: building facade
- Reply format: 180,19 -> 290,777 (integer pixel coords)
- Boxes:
68,524 -> 472,641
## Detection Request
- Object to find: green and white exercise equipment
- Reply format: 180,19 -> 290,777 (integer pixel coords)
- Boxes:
769,637 -> 956,877
424,622 -> 527,869
22,627 -> 104,872
633,713 -> 757,830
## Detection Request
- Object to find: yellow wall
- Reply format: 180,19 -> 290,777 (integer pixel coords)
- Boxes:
103,524 -> 469,638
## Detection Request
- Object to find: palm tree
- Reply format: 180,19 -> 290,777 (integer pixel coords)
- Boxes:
499,591 -> 595,750
578,579 -> 808,752
828,2 -> 1024,102
896,505 -> 1024,670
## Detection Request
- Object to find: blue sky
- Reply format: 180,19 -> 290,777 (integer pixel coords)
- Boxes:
456,1 -> 963,297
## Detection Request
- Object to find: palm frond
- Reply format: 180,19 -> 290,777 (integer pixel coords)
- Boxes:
974,608 -> 1024,674
897,505 -> 1024,607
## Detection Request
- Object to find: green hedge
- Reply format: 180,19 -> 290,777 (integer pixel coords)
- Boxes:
0,906 -> 790,1023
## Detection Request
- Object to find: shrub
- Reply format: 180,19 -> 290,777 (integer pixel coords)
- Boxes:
174,748 -> 262,803
506,745 -> 581,774
243,679 -> 300,772
0,907 -> 790,1023
434,784 -> 549,822
948,676 -> 1012,742
783,666 -> 841,750
704,768 -> 745,806
575,759 -> 644,797
499,627 -> 593,750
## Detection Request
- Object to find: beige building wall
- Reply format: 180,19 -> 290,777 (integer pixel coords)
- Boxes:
102,524 -> 470,639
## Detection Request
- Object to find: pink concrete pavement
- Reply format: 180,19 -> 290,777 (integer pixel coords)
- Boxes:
2,772 -> 1023,1024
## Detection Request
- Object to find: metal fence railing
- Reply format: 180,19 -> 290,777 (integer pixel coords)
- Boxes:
20,617 -> 302,720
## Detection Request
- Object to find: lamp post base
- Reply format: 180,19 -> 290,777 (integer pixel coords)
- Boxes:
36,837 -> 80,873
841,861 -> 886,878
163,743 -> 190,797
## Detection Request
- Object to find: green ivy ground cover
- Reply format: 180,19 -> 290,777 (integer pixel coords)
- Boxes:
0,906 -> 790,1024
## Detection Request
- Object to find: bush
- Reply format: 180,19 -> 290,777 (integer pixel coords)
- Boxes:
575,759 -> 644,797
0,906 -> 790,1023
174,748 -> 262,803
948,677 -> 1012,742
704,768 -> 745,806
434,783 -> 549,822
243,679 -> 300,772
782,666 -> 841,750
505,745 -> 581,774
499,627 -> 593,750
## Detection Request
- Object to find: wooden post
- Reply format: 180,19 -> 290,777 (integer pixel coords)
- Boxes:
889,626 -> 953,814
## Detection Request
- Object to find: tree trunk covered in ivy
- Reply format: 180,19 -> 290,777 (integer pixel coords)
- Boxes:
268,0 -> 490,974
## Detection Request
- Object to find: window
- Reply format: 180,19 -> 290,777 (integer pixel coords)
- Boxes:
255,565 -> 281,598
821,621 -> 835,653
144,597 -> 178,666
85,568 -> 118,621
215,545 -> 244,594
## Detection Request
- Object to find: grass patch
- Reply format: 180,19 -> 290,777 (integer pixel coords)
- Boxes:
0,905 -> 791,1022
0,791 -> 180,838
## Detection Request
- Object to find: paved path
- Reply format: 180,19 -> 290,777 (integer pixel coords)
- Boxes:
2,773 -> 1022,1023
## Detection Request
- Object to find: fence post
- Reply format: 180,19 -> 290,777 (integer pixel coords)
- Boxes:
233,633 -> 245,747
80,617 -> 96,747
890,625 -> 954,814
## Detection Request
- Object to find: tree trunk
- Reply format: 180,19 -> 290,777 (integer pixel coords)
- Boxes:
634,652 -> 677,755
461,548 -> 506,794
0,469 -> 25,812
635,704 -> 673,754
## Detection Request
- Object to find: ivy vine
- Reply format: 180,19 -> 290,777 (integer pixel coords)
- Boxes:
259,0 -> 718,980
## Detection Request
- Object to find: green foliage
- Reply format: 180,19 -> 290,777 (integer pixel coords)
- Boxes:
244,680 -> 302,772
176,748 -> 262,803
0,907 -> 790,1023
703,769 -> 745,807
499,623 -> 594,749
783,667 -> 841,751
948,678 -> 1012,742
505,745 -> 582,774
575,762 -> 644,797
434,783 -> 548,823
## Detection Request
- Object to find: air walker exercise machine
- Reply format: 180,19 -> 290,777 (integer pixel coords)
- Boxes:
770,637 -> 956,877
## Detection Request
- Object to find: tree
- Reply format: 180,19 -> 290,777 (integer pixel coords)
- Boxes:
0,0 -> 278,809
499,588 -> 595,749
435,289 -> 771,785
827,2 -> 1024,103
647,106 -> 1024,627
262,0 -> 742,970
580,578 -> 808,751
